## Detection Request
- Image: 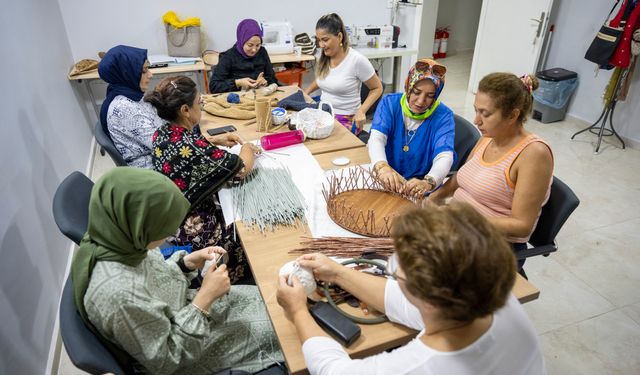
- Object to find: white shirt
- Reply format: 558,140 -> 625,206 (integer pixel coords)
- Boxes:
317,48 -> 376,115
302,281 -> 546,375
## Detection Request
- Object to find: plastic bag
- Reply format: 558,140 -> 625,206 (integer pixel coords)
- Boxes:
295,101 -> 335,139
533,78 -> 579,109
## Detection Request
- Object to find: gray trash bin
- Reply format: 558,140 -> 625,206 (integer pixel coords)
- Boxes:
532,68 -> 578,123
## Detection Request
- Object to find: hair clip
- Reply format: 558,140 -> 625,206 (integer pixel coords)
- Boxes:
170,80 -> 178,89
520,74 -> 533,94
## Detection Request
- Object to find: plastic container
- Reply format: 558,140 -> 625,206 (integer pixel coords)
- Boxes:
260,129 -> 305,150
532,68 -> 578,123
275,66 -> 307,87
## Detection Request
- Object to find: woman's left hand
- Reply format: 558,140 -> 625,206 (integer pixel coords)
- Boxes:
208,133 -> 242,147
353,109 -> 367,131
255,72 -> 268,87
405,178 -> 433,198
276,275 -> 308,317
183,246 -> 227,271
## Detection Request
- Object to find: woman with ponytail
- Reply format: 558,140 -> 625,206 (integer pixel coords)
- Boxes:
428,72 -> 554,275
368,59 -> 455,198
304,13 -> 383,141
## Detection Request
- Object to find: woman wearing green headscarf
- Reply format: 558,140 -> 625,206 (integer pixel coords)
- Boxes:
71,167 -> 282,375
368,59 -> 456,198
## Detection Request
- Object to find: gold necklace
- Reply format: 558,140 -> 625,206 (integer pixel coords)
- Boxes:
403,128 -> 417,152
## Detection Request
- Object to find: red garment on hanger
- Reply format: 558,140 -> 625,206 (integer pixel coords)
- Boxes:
609,0 -> 640,68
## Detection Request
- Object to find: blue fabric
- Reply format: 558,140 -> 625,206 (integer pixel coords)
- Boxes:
98,45 -> 148,136
160,245 -> 193,259
371,93 -> 456,180
227,92 -> 240,103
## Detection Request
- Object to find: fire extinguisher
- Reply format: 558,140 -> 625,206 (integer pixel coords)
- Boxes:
438,27 -> 450,59
433,29 -> 442,59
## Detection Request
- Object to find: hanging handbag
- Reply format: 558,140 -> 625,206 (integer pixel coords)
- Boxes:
584,0 -> 630,67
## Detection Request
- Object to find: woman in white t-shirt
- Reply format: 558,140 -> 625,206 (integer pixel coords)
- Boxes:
277,203 -> 546,375
304,13 -> 383,141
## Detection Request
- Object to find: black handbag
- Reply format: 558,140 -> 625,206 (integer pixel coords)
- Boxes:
584,0 -> 626,67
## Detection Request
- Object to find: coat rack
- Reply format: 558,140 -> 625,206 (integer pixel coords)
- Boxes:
571,67 -> 627,154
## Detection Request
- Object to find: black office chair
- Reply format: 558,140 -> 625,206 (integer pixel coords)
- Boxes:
451,114 -> 480,172
518,176 -> 580,260
60,277 -> 133,375
360,81 -> 386,119
52,171 -> 93,245
95,122 -> 127,166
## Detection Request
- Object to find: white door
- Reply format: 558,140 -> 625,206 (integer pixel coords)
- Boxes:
468,0 -> 554,93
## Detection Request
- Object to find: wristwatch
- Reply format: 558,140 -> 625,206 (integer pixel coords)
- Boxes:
424,175 -> 437,191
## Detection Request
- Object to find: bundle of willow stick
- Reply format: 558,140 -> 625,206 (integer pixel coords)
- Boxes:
231,163 -> 307,233
289,236 -> 395,257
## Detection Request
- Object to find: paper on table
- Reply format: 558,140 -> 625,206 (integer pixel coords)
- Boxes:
148,54 -> 198,65
218,142 -> 325,227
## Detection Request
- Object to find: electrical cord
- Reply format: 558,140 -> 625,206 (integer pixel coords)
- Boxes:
321,258 -> 389,324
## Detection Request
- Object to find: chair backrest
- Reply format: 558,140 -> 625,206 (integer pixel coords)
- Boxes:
360,81 -> 386,118
60,277 -> 130,375
52,171 -> 93,245
451,114 -> 480,172
529,176 -> 580,247
95,122 -> 128,166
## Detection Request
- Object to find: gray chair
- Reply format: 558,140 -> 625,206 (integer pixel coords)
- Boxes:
451,114 -> 480,172
60,277 -> 133,375
52,171 -> 93,245
518,176 -> 580,260
95,122 -> 127,166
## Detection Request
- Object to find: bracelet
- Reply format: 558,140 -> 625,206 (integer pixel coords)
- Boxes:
191,302 -> 211,318
176,257 -> 191,273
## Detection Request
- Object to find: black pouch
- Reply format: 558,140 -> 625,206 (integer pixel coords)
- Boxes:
584,25 -> 624,66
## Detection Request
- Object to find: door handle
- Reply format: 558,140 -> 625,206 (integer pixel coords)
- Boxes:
531,12 -> 545,38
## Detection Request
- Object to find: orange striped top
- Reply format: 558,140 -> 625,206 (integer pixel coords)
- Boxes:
453,134 -> 552,243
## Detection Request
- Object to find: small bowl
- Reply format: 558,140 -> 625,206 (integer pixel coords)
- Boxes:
271,107 -> 287,125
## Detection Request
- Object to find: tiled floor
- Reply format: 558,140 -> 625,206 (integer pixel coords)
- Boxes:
59,52 -> 640,374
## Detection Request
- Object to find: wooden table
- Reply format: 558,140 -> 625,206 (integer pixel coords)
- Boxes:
199,86 -> 364,155
236,146 -> 540,374
68,59 -> 208,118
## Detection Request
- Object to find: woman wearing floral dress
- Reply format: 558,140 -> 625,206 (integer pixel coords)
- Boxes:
146,76 -> 259,283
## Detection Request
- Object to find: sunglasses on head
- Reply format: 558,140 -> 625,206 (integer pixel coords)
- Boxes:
414,60 -> 446,78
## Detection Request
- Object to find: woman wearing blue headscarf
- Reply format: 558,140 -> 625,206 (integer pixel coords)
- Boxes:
99,45 -> 163,168
368,59 -> 456,198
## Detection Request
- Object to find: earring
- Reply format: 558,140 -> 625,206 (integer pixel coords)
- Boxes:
340,42 -> 343,47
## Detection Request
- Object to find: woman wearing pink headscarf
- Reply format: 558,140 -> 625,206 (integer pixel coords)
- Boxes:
209,19 -> 277,93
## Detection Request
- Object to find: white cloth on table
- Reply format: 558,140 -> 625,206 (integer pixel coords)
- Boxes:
317,48 -> 376,115
302,280 -> 546,375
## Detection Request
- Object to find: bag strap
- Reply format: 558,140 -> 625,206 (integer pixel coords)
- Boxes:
168,25 -> 190,47
604,0 -> 622,23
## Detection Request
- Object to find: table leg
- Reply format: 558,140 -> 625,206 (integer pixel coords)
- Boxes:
392,56 -> 401,92
83,79 -> 101,120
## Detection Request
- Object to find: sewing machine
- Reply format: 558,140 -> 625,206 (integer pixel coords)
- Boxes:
261,21 -> 293,55
354,25 -> 395,49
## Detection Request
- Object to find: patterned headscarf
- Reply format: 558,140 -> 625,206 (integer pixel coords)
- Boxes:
401,59 -> 447,120
235,19 -> 263,59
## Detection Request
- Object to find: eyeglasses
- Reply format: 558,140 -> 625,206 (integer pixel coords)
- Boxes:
384,253 -> 407,282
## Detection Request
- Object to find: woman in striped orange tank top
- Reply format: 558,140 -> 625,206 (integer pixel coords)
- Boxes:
429,73 -> 554,274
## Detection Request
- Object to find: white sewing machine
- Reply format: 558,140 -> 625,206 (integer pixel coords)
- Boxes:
354,25 -> 394,49
261,21 -> 293,55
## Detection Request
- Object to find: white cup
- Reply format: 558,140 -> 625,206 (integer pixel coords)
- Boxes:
293,46 -> 302,57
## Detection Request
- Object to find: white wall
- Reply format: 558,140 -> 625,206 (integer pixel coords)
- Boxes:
545,0 -> 640,145
58,0 -> 390,61
0,0 -> 94,374
435,0 -> 482,55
